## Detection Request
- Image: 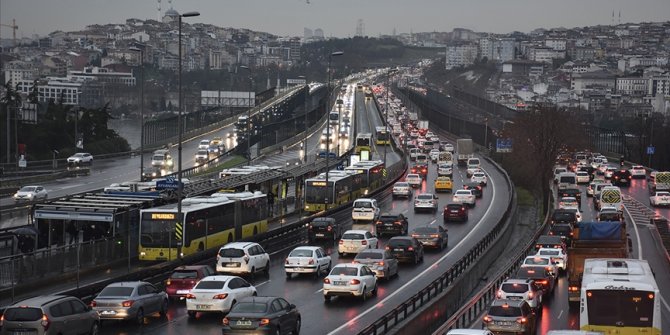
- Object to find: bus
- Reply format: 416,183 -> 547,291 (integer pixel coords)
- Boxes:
355,133 -> 373,154
329,110 -> 339,126
580,258 -> 661,335
375,126 -> 390,145
139,191 -> 268,261
345,160 -> 385,196
304,170 -> 365,213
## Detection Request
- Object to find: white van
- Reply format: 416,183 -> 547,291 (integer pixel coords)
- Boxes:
597,185 -> 623,211
557,172 -> 577,191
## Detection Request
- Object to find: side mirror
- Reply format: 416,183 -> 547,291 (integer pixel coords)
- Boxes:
290,304 -> 296,309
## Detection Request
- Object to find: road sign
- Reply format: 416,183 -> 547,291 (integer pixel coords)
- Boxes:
647,146 -> 655,155
496,138 -> 513,153
156,177 -> 182,190
175,222 -> 183,246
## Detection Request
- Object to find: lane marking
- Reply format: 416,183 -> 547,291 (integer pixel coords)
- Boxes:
255,280 -> 270,287
557,310 -> 563,319
328,158 -> 499,335
315,288 -> 324,294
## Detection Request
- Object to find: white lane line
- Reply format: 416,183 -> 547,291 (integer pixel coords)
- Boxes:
255,280 -> 270,287
557,310 -> 563,319
328,161 -> 499,335
315,288 -> 324,294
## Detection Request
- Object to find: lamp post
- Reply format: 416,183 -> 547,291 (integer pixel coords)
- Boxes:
129,46 -> 145,181
299,76 -> 308,163
325,51 -> 343,210
177,10 -> 199,260
384,68 -> 398,168
239,66 -> 254,166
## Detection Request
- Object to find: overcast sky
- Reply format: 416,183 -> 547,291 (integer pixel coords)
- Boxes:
2,0 -> 669,39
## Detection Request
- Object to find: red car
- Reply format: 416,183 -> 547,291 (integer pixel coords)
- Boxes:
411,164 -> 428,178
164,265 -> 215,300
443,203 -> 469,222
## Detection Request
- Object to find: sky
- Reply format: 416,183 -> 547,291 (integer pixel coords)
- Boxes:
1,0 -> 670,39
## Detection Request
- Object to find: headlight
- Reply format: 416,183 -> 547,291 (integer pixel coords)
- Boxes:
27,194 -> 33,198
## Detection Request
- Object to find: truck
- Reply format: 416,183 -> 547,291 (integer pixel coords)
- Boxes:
566,221 -> 629,308
455,139 -> 474,166
408,112 -> 418,126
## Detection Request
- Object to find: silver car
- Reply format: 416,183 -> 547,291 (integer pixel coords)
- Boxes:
91,281 -> 168,324
353,249 -> 399,280
1,295 -> 100,335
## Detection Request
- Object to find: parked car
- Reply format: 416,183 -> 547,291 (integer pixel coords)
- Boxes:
1,295 -> 100,335
216,242 -> 270,277
353,249 -> 399,280
375,213 -> 409,236
91,281 -> 168,324
308,217 -> 342,242
482,299 -> 537,335
443,203 -> 469,222
13,185 -> 48,202
284,246 -> 332,279
185,275 -> 256,317
323,264 -> 377,302
385,236 -> 424,264
67,152 -> 93,165
410,225 -> 448,250
165,265 -> 215,300
222,296 -> 301,334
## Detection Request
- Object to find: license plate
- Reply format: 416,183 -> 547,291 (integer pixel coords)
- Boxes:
101,310 -> 116,315
225,263 -> 237,267
196,304 -> 211,310
394,248 -> 403,252
334,281 -> 347,286
315,233 -> 324,237
236,320 -> 252,326
294,267 -> 303,271
177,290 -> 189,294
451,210 -> 458,213
347,247 -> 356,251
385,223 -> 393,226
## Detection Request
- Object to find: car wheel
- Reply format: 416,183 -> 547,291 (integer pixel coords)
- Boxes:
135,308 -> 144,325
159,299 -> 168,317
361,286 -> 367,301
293,317 -> 301,335
286,272 -> 292,280
324,295 -> 331,302
90,322 -> 100,335
372,283 -> 378,296
187,310 -> 197,318
250,267 -> 256,280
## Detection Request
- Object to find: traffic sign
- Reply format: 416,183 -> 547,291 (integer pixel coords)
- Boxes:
156,177 -> 182,190
496,138 -> 513,153
647,146 -> 655,155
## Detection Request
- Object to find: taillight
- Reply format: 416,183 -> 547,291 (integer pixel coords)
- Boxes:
483,315 -> 492,323
327,225 -> 332,231
90,301 -> 97,307
376,221 -> 383,225
260,318 -> 270,326
411,234 -> 419,238
384,246 -> 390,250
350,279 -> 361,285
339,240 -> 344,244
41,314 -> 50,330
528,291 -> 534,299
496,290 -> 502,299
361,240 -> 367,245
0,314 -> 4,327
516,317 -> 527,324
377,261 -> 385,266
213,293 -> 228,299
285,258 -> 289,264
407,246 -> 414,251
323,278 -> 331,284
122,300 -> 134,307
308,225 -> 313,230
222,317 -> 229,325
394,221 -> 402,225
185,293 -> 196,299
569,286 -> 579,292
430,234 -> 440,238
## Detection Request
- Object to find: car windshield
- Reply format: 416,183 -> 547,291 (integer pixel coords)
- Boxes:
489,306 -> 523,317
406,174 -> 419,179
330,267 -> 359,276
195,280 -> 226,290
19,186 -> 37,192
539,250 -> 560,256
98,286 -> 134,297
170,270 -> 198,279
414,227 -> 438,234
289,249 -> 314,257
417,194 -> 433,200
3,307 -> 43,321
197,150 -> 208,155
231,302 -> 268,313
551,225 -> 572,233
553,212 -> 574,220
354,201 -> 372,208
342,233 -> 364,240
388,239 -> 411,247
356,252 -> 383,260
455,190 -> 470,195
219,248 -> 245,258
501,283 -> 529,293
525,257 -> 549,265
395,183 -> 409,187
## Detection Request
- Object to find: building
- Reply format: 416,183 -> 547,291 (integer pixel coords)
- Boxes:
571,71 -> 616,94
545,38 -> 567,51
648,73 -> 670,96
3,60 -> 39,85
445,43 -> 478,69
68,67 -> 136,86
15,78 -> 82,105
480,37 -> 516,62
528,47 -> 565,63
615,76 -> 649,96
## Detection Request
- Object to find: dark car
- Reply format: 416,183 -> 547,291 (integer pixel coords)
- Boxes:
549,223 -> 574,243
535,235 -> 566,251
410,225 -> 448,250
142,167 -> 162,181
550,209 -> 578,225
222,296 -> 301,335
410,163 -> 428,179
514,266 -> 556,296
611,169 -> 632,186
462,182 -> 483,198
443,203 -> 469,222
308,217 -> 342,242
558,188 -> 582,205
375,213 -> 409,236
386,236 -> 424,264
165,265 -> 215,300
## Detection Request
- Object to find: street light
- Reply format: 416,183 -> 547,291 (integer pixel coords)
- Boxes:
384,67 -> 398,169
239,66 -> 254,166
325,51 -> 343,210
129,45 -> 145,181
178,10 -> 199,259
298,75 -> 308,163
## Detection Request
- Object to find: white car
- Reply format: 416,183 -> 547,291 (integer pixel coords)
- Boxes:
495,279 -> 542,310
413,193 -> 438,213
452,189 -> 476,207
437,163 -> 453,177
67,152 -> 93,164
338,230 -> 378,256
185,275 -> 256,317
630,165 -> 646,178
553,167 -> 567,183
285,246 -> 332,279
13,185 -> 48,202
216,242 -> 270,276
198,139 -> 211,150
521,255 -> 558,277
576,171 -> 590,184
351,198 -> 380,223
409,148 -> 420,161
604,166 -> 616,179
466,158 -> 481,177
392,182 -> 412,198
650,191 -> 670,207
558,197 -> 579,211
442,143 -> 454,152
405,173 -> 422,188
470,171 -> 487,185
429,149 -> 441,162
323,263 -> 377,302
536,248 -> 567,272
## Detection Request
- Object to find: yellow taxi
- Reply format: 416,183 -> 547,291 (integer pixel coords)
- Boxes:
434,176 -> 453,193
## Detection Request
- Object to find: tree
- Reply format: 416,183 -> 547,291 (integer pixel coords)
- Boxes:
1,81 -> 23,161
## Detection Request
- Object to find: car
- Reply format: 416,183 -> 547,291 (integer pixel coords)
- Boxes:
593,182 -> 613,199
195,149 -> 209,165
443,203 -> 469,222
452,189 -> 476,207
411,225 -> 448,250
586,179 -> 606,197
597,207 -> 624,221
91,281 -> 168,324
550,209 -> 578,225
284,246 -> 332,279
141,167 -> 162,181
553,167 -> 568,183
630,165 -> 646,178
650,191 -> 670,207
351,198 -> 380,223
67,152 -> 93,165
466,158 -> 481,177
521,256 -> 558,277
535,235 -> 566,252
1,295 -> 100,335
575,171 -> 590,184
470,171 -> 488,186
482,299 -> 537,335
13,185 -> 48,202
434,176 -> 453,193
338,230 -> 378,256
462,182 -> 483,198
392,181 -> 412,198
185,275 -> 256,317
604,166 -> 616,179
151,149 -> 173,168
409,148 -> 420,161
216,242 -> 270,277
514,266 -> 556,296
165,265 -> 215,300
405,173 -> 422,188
375,213 -> 409,236
437,162 -> 453,177
496,278 -> 542,310
222,296 -> 301,334
536,247 -> 567,273
414,193 -> 439,213
429,149 -> 441,162
353,249 -> 399,280
198,139 -> 210,150
385,236 -> 424,264
549,223 -> 574,244
308,217 -> 342,242
558,188 -> 582,205
558,196 -> 579,211
323,263 -> 377,302
207,144 -> 222,157
410,163 -> 428,178
611,169 -> 632,186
